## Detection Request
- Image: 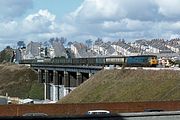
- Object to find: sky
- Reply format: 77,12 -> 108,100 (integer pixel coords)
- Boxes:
0,0 -> 180,50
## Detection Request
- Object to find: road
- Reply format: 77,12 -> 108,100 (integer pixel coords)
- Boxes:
120,111 -> 180,120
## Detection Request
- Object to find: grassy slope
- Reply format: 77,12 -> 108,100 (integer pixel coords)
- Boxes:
0,64 -> 44,99
59,69 -> 180,103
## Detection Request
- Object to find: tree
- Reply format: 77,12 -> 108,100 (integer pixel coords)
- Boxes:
107,41 -> 111,45
6,46 -> 11,49
85,39 -> 92,48
67,41 -> 73,48
60,37 -> 67,45
122,39 -> 125,43
43,41 -> 49,47
49,38 -> 55,44
17,41 -> 25,48
49,37 -> 67,45
94,38 -> 103,45
55,37 -> 59,42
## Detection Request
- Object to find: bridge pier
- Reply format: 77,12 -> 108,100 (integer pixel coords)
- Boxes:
38,69 -> 43,83
56,71 -> 64,85
45,70 -> 49,83
77,72 -> 89,86
68,72 -> 77,87
48,70 -> 53,83
44,83 -> 51,100
76,72 -> 82,86
64,71 -> 69,87
44,70 -> 51,100
42,71 -> 94,101
34,65 -> 102,101
53,70 -> 58,85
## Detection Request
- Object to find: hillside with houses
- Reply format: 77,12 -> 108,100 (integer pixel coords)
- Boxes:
12,38 -> 180,67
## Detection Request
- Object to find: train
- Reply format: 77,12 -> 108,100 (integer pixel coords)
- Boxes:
19,55 -> 158,67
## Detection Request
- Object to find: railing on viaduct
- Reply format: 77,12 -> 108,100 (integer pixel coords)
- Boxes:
31,63 -> 103,101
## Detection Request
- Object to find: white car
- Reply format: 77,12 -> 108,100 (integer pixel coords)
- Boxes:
86,110 -> 110,115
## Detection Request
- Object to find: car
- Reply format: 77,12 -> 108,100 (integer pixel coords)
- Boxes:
86,110 -> 110,115
22,112 -> 48,116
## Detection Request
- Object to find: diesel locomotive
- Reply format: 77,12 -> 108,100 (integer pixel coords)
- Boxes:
19,55 -> 158,67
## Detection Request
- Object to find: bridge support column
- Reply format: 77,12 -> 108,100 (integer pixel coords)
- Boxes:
81,73 -> 89,83
59,73 -> 63,85
38,69 -> 43,83
44,69 -> 50,100
69,72 -> 77,87
46,84 -> 51,100
64,71 -> 69,87
53,70 -> 58,85
45,70 -> 49,83
48,71 -> 53,83
76,72 -> 82,86
64,71 -> 72,93
44,83 -> 46,100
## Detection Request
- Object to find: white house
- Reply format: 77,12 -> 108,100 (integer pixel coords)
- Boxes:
71,42 -> 88,58
112,41 -> 139,56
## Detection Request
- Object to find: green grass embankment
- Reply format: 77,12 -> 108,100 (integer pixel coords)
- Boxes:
59,69 -> 180,103
0,64 -> 44,99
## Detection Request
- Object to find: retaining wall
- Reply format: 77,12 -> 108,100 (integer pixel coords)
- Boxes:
0,101 -> 179,116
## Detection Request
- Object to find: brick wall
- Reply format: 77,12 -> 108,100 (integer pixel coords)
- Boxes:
0,101 -> 179,116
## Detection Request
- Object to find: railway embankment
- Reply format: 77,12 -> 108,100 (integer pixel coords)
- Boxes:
0,64 -> 43,99
59,68 -> 180,103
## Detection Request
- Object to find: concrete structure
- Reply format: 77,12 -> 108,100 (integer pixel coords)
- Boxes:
32,64 -> 102,101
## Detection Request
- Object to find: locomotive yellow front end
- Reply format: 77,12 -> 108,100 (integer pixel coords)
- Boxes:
150,56 -> 158,67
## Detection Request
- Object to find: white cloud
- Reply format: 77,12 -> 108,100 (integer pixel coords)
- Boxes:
171,22 -> 180,31
59,23 -> 77,37
21,10 -> 64,43
0,9 -> 61,50
63,0 -> 161,42
22,9 -> 57,34
70,0 -> 161,22
25,9 -> 55,22
169,34 -> 180,39
0,21 -> 19,37
61,0 -> 180,42
101,19 -> 153,32
70,0 -> 126,22
154,0 -> 180,19
0,0 -> 33,19
1,0 -> 180,51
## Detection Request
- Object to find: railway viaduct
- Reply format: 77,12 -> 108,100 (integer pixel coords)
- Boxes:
31,63 -> 103,101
